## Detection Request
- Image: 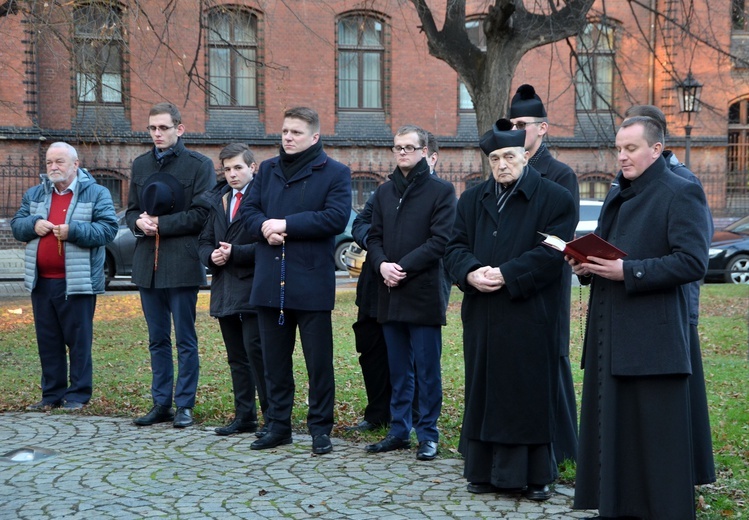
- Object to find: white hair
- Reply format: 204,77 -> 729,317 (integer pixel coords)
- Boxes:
48,142 -> 78,161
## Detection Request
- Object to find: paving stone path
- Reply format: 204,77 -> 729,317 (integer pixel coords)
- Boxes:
0,413 -> 597,519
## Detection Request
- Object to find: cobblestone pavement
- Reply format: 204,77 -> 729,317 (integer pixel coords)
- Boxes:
0,413 -> 595,519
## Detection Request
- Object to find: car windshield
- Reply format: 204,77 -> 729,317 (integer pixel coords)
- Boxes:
725,216 -> 749,234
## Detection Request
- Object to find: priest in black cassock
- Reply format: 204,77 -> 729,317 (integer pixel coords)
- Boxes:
570,116 -> 710,520
444,120 -> 577,501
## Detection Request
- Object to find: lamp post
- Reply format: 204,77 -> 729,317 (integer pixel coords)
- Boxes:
676,72 -> 703,169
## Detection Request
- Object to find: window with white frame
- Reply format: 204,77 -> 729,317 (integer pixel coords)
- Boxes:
575,22 -> 615,112
207,8 -> 258,107
338,14 -> 384,109
74,3 -> 123,104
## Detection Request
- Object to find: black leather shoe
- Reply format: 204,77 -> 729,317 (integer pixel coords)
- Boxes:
250,432 -> 293,450
312,434 -> 333,454
62,400 -> 84,411
255,424 -> 269,438
523,484 -> 552,501
466,482 -> 498,494
416,440 -> 438,460
133,405 -> 174,426
173,407 -> 194,428
344,419 -> 387,432
26,400 -> 61,411
365,435 -> 410,453
215,418 -> 258,436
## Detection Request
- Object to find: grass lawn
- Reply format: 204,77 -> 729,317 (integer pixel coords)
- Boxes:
0,283 -> 746,518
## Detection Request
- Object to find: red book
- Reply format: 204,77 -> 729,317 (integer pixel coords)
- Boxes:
539,232 -> 627,264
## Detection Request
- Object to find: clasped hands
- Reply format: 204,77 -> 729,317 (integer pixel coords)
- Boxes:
380,262 -> 406,288
467,266 -> 504,293
261,218 -> 286,246
34,219 -> 68,241
136,212 -> 159,236
210,241 -> 233,266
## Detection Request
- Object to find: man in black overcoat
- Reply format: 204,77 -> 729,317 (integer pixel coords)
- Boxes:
444,120 -> 577,501
570,116 -> 710,519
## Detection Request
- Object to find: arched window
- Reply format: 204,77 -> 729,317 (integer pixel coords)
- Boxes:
74,3 -> 123,104
578,173 -> 613,200
207,8 -> 258,107
338,14 -> 385,110
728,99 -> 749,199
575,21 -> 615,112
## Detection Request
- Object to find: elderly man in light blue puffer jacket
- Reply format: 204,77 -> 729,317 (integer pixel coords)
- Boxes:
11,142 -> 117,411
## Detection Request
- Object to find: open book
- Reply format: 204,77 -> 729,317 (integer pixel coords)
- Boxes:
538,232 -> 627,264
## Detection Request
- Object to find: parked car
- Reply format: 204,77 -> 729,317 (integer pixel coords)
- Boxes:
344,198 -> 606,277
706,215 -> 749,284
576,199 -> 604,238
334,209 -> 357,272
104,208 -> 357,286
104,211 -> 136,284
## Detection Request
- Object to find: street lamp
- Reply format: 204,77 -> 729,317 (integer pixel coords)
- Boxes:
676,71 -> 703,169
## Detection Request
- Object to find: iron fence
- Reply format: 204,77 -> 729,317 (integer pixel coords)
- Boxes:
0,156 -> 747,220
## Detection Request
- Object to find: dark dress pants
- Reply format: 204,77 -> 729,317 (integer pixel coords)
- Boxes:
31,277 -> 95,404
352,312 -> 391,426
218,312 -> 268,422
257,307 -> 335,437
138,286 -> 199,408
382,321 -> 442,442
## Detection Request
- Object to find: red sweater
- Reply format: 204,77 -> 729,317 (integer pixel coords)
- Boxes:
37,191 -> 73,279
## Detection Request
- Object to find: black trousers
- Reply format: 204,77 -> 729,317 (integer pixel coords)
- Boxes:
256,307 -> 335,437
352,312 -> 391,425
218,312 -> 267,422
31,277 -> 96,405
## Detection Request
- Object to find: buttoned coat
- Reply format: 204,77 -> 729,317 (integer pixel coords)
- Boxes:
198,180 -> 257,318
444,167 -> 577,444
126,138 -> 215,288
582,155 -> 710,376
243,150 -> 351,312
366,159 -> 456,327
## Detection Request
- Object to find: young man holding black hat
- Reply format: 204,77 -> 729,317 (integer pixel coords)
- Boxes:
444,120 -> 577,500
126,102 -> 216,428
509,84 -> 580,465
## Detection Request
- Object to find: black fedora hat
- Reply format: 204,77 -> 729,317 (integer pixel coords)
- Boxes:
141,172 -> 186,216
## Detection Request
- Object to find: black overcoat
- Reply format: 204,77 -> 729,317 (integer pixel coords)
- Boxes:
243,150 -> 351,312
126,138 -> 216,288
444,167 -> 577,444
198,181 -> 257,318
573,156 -> 711,519
367,159 -> 456,326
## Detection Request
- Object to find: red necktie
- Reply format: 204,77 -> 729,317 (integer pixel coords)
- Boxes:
231,192 -> 242,221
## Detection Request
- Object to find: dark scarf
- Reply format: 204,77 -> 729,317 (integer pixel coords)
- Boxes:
527,142 -> 547,168
494,166 -> 526,215
279,140 -> 323,181
154,146 -> 175,164
391,157 -> 429,196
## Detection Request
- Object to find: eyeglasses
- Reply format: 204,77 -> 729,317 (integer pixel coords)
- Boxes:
391,145 -> 424,154
511,121 -> 541,130
147,125 -> 176,133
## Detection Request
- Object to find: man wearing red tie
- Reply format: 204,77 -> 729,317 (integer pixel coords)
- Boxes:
199,143 -> 268,437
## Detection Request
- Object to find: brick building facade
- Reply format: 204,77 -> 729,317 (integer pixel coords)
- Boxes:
0,0 -> 748,238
